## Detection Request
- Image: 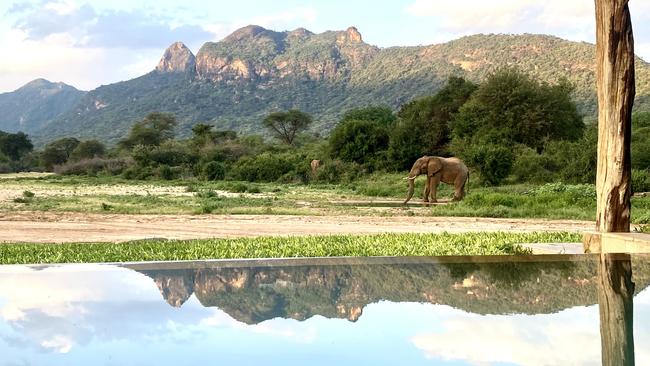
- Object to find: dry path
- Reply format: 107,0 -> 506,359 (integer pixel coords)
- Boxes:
0,211 -> 594,243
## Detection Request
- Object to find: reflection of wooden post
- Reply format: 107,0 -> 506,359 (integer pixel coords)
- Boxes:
598,254 -> 635,366
595,0 -> 635,232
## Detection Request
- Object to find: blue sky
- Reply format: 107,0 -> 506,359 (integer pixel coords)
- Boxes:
1,0 -> 649,92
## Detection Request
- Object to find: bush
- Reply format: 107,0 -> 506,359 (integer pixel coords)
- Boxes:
329,119 -> 389,166
132,141 -> 197,168
632,169 -> 650,193
156,165 -> 176,180
465,144 -> 514,186
69,140 -> 106,162
231,153 -> 294,182
314,160 -> 363,184
122,165 -> 154,180
54,158 -> 132,176
202,161 -> 226,181
511,146 -> 554,183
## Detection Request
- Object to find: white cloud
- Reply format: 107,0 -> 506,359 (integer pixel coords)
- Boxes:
405,0 -> 594,36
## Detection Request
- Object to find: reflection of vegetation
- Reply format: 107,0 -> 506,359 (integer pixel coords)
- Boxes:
134,256 -> 650,324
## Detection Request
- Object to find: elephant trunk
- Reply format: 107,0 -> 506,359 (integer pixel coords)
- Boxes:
404,175 -> 417,204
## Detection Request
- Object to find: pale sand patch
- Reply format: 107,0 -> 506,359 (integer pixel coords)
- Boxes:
0,211 -> 594,243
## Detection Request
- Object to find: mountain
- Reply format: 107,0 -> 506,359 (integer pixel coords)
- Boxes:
27,26 -> 650,143
0,79 -> 85,134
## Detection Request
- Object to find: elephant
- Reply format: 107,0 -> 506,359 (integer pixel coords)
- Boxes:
310,159 -> 321,176
403,156 -> 469,204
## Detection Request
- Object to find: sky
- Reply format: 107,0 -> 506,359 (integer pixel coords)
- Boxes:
1,0 -> 650,93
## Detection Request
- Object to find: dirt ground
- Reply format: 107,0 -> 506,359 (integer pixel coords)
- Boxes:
0,211 -> 595,243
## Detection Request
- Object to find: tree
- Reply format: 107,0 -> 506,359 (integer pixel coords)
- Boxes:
70,140 -> 106,162
0,131 -> 33,161
263,109 -> 312,145
119,112 -> 177,149
329,119 -> 389,165
388,76 -> 477,170
340,106 -> 396,127
41,137 -> 80,170
450,68 -> 583,152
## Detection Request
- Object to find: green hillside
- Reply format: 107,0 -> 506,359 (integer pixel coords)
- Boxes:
0,79 -> 85,134
27,27 -> 650,144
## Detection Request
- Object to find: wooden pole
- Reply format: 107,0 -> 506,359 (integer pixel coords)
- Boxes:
598,253 -> 635,366
595,0 -> 635,232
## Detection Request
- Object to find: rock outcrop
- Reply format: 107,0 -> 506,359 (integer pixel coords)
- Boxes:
156,42 -> 196,73
193,25 -> 378,83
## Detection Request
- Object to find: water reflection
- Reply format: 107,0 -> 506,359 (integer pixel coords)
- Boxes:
0,255 -> 647,365
598,254 -> 635,366
129,256 -> 649,322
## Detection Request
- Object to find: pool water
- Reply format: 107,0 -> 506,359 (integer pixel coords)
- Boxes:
0,255 -> 648,365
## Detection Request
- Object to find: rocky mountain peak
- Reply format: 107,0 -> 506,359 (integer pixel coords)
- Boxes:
224,25 -> 267,42
156,42 -> 196,73
337,26 -> 363,44
288,27 -> 313,39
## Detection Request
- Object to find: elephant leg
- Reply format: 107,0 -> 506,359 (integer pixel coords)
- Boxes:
430,174 -> 441,203
423,176 -> 431,202
453,175 -> 466,201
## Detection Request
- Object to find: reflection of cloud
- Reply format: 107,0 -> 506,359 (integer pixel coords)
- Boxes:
0,265 -> 208,354
0,265 -> 319,359
40,335 -> 73,353
250,318 -> 318,343
411,310 -> 601,366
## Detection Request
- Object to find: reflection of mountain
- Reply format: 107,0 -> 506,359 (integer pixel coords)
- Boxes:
132,256 -> 650,325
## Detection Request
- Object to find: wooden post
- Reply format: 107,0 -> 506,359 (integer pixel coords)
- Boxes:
598,253 -> 635,366
595,0 -> 635,232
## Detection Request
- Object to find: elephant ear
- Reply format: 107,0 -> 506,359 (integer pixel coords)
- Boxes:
427,157 -> 443,176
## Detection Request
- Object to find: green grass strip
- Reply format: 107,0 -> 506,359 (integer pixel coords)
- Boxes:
0,232 -> 581,265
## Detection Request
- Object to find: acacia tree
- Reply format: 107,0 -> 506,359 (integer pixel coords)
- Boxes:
69,140 -> 106,162
41,137 -> 80,170
119,112 -> 177,150
263,109 -> 312,146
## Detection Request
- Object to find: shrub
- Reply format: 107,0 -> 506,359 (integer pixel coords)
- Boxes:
329,119 -> 389,165
54,158 -> 132,176
132,141 -> 197,168
156,165 -> 176,180
202,161 -> 226,181
231,153 -> 296,182
511,146 -> 555,183
632,169 -> 650,193
122,165 -> 153,180
465,144 -> 514,186
231,154 -> 287,182
69,140 -> 106,162
314,160 -> 363,184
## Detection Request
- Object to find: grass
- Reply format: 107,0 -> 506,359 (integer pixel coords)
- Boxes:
0,231 -> 581,264
4,173 -> 650,222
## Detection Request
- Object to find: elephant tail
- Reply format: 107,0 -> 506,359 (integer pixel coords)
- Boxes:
466,171 -> 470,194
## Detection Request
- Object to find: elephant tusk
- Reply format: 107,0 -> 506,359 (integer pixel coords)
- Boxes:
406,176 -> 416,180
